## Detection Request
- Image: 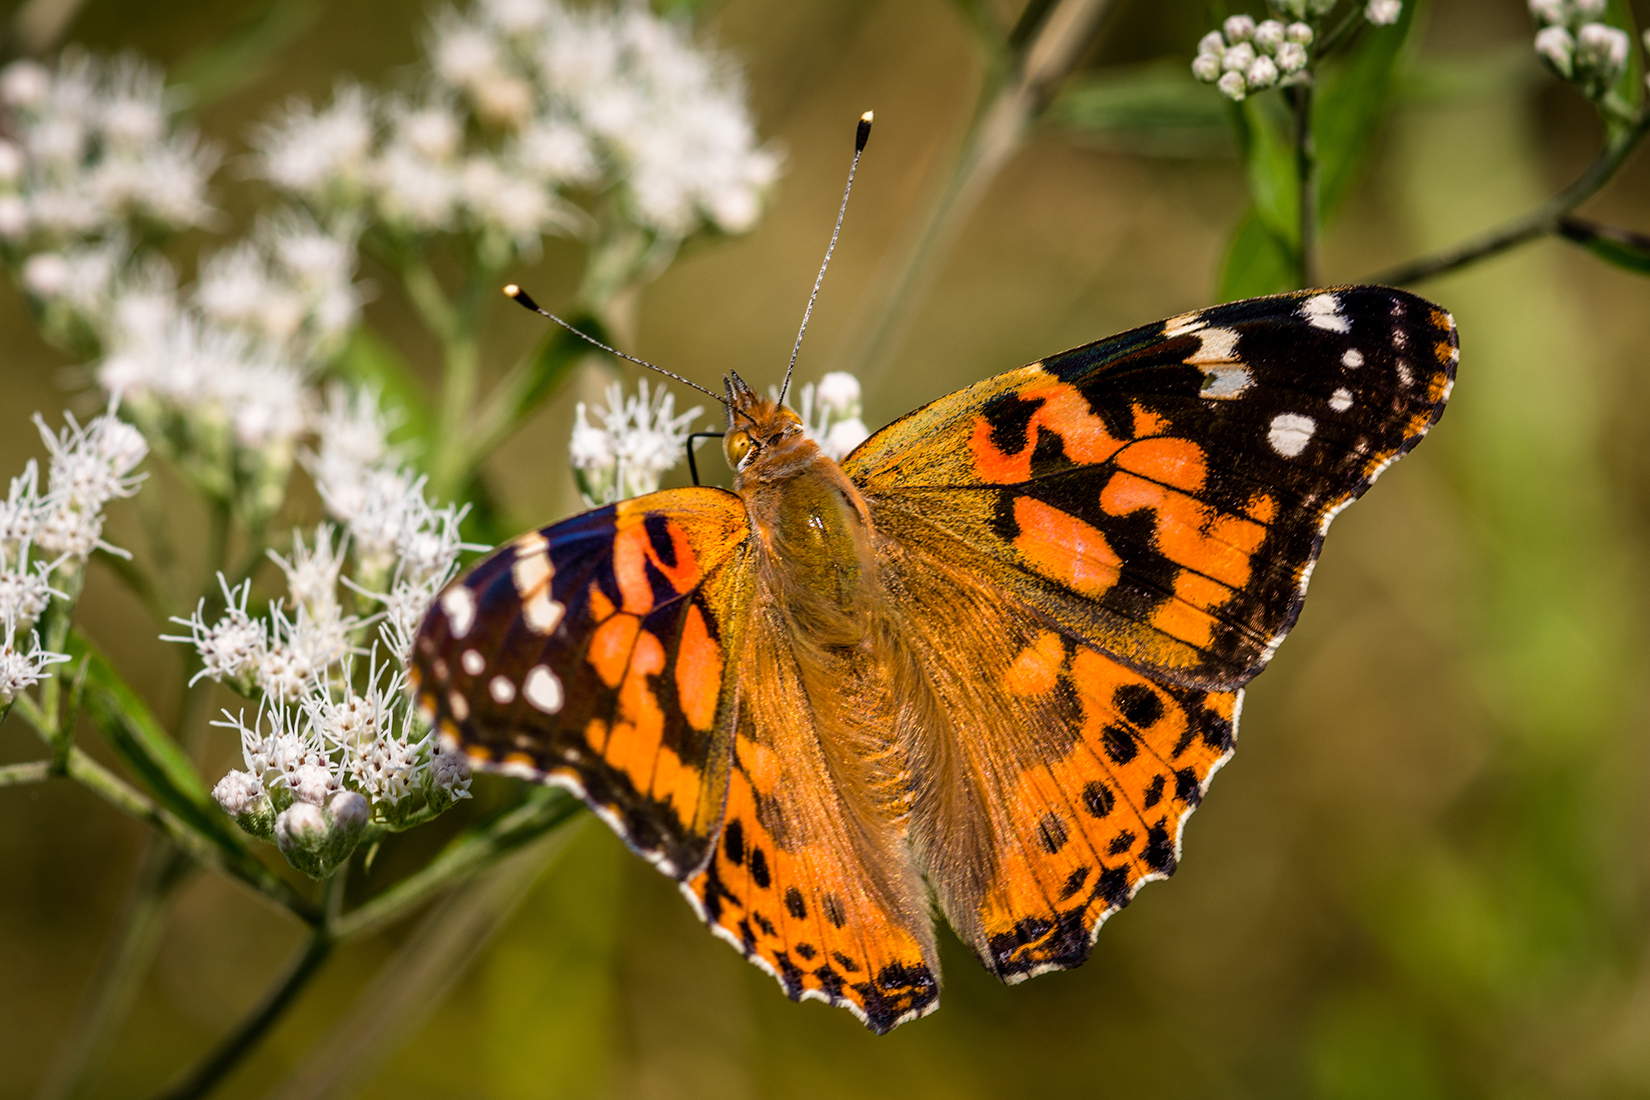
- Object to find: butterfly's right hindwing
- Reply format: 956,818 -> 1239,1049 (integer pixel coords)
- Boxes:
412,487 -> 753,878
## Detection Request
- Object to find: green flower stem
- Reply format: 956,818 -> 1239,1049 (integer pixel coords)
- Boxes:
331,788 -> 580,941
0,758 -> 50,785
152,922 -> 336,1100
1293,82 -> 1319,288
839,0 -> 1118,392
1371,108 -> 1650,286
65,745 -> 319,921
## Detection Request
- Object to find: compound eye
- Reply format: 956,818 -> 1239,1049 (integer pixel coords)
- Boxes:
725,431 -> 753,467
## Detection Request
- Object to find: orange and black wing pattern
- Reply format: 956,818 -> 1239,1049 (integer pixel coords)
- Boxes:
848,286 -> 1458,691
411,487 -> 752,878
854,286 -> 1456,981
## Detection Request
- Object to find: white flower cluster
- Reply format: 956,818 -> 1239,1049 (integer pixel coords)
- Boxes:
88,214 -> 362,522
1193,16 -> 1314,101
0,406 -> 147,702
1529,0 -> 1633,99
171,385 -> 478,877
252,0 -> 779,259
0,51 -> 217,249
570,378 -> 702,505
774,372 -> 869,463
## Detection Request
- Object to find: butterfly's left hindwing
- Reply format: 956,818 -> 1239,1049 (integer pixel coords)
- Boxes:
412,487 -> 752,877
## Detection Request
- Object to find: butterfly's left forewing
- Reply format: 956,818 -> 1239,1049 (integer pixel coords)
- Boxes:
412,487 -> 753,877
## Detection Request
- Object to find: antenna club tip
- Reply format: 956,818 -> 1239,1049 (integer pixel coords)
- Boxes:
503,283 -> 541,312
855,111 -> 873,152
861,110 -> 873,122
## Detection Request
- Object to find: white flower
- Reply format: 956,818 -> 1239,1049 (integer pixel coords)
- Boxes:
0,619 -> 69,702
268,525 -> 347,624
0,461 -> 44,551
252,83 -> 376,204
780,373 -> 867,462
32,405 -> 147,560
428,738 -> 472,800
570,379 -> 702,505
259,603 -> 351,702
163,575 -> 267,686
1365,0 -> 1402,25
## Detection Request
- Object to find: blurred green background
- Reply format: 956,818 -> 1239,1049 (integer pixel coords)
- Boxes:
5,0 -> 1650,1096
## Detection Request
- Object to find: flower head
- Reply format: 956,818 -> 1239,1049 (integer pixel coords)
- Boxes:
570,378 -> 702,505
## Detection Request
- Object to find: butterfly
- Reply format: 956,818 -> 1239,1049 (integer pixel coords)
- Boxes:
411,284 -> 1457,1033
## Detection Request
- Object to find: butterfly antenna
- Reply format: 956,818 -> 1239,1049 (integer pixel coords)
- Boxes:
503,284 -> 731,409
778,110 -> 873,406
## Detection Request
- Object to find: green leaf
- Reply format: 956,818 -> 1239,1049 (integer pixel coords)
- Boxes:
169,0 -> 323,109
1218,209 -> 1296,301
330,327 -> 434,451
1558,217 -> 1650,275
1238,91 -> 1299,248
1049,62 -> 1233,156
1315,0 -> 1418,220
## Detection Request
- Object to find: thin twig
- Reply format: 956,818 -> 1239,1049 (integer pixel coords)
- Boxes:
1372,111 -> 1650,286
0,759 -> 50,785
331,789 -> 580,941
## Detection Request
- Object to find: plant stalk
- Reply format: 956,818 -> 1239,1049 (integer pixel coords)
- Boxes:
1293,82 -> 1319,288
1372,110 -> 1650,286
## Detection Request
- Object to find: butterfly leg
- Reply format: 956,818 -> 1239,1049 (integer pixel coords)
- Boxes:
686,432 -> 725,486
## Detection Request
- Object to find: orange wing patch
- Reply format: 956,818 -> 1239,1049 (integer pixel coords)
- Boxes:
976,645 -> 1237,980
684,758 -> 940,1034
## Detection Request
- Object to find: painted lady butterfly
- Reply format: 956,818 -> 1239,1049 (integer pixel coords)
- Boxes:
410,276 -> 1458,1033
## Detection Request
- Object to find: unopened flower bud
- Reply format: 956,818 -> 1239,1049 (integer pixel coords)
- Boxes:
213,770 -> 275,839
1307,0 -> 1337,14
814,372 -> 863,419
1253,20 -> 1286,51
1222,42 -> 1257,73
1271,0 -> 1308,20
1528,0 -> 1567,25
1574,0 -> 1607,19
1366,0 -> 1402,25
1276,41 -> 1309,73
1246,55 -> 1280,88
1198,31 -> 1226,56
1576,22 -> 1629,82
1286,22 -> 1315,44
276,801 -> 327,851
327,790 -> 369,837
1193,53 -> 1224,82
1223,15 -> 1256,42
1536,25 -> 1576,77
1217,70 -> 1248,100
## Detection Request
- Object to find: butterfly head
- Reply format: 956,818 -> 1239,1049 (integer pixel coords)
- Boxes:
722,369 -> 805,472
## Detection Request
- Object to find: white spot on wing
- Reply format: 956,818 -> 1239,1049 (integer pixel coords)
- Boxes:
448,690 -> 469,721
490,675 -> 517,704
525,665 -> 563,713
524,593 -> 564,635
1268,413 -> 1316,457
1301,293 -> 1350,333
1392,328 -> 1408,349
1185,326 -> 1240,364
1164,311 -> 1206,337
1199,366 -> 1252,400
1329,388 -> 1353,412
1342,348 -> 1364,369
461,649 -> 485,675
1396,360 -> 1413,386
441,586 -> 476,639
